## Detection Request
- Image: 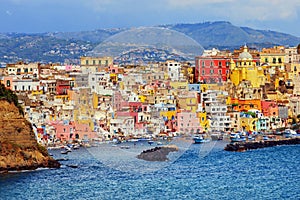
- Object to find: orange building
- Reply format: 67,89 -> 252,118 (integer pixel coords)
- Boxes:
236,99 -> 262,112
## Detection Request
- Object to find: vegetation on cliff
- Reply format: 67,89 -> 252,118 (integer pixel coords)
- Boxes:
0,84 -> 24,115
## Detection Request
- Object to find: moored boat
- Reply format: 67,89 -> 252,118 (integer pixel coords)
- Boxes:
193,135 -> 210,144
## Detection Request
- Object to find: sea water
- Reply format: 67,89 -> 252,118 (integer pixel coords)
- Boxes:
0,140 -> 299,200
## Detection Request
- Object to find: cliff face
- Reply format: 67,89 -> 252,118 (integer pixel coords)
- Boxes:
0,100 -> 60,172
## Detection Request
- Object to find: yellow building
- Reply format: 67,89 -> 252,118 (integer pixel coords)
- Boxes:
169,81 -> 188,91
80,56 -> 113,72
229,46 -> 265,88
176,91 -> 198,113
240,117 -> 258,132
260,46 -> 285,73
160,110 -> 177,120
197,111 -> 209,131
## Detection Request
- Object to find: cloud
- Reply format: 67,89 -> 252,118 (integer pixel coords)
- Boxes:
5,10 -> 12,15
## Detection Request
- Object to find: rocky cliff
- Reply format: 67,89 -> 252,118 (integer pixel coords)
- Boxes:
0,100 -> 60,172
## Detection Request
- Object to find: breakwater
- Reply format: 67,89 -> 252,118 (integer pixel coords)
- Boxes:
224,137 -> 300,152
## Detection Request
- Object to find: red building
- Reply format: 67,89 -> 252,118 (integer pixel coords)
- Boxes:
195,56 -> 231,83
56,79 -> 71,95
195,46 -> 260,84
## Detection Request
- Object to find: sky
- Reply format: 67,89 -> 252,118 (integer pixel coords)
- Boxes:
0,0 -> 300,36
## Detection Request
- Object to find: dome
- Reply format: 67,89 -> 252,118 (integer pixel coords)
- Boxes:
238,45 -> 252,60
90,27 -> 204,61
239,51 -> 253,60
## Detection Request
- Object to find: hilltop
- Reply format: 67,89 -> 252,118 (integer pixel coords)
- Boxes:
0,21 -> 300,63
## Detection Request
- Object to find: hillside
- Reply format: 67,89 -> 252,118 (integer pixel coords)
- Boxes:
162,21 -> 300,47
0,21 -> 300,63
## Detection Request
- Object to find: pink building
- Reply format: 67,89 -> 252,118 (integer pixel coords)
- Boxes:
3,76 -> 14,90
53,123 -> 74,141
73,122 -> 97,140
53,121 -> 96,142
261,100 -> 278,117
177,111 -> 202,134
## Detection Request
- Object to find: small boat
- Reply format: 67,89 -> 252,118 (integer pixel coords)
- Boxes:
60,150 -> 69,154
230,133 -> 246,142
148,140 -> 154,145
120,145 -> 130,149
73,144 -> 80,149
193,135 -> 210,144
128,139 -> 139,142
263,135 -> 269,140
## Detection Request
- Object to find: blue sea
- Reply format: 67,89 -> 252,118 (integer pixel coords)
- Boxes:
0,139 -> 299,200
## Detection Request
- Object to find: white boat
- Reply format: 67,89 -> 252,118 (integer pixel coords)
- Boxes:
193,135 -> 210,144
230,133 -> 246,142
120,145 -> 130,149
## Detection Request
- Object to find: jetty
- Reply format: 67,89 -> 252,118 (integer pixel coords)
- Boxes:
224,137 -> 300,152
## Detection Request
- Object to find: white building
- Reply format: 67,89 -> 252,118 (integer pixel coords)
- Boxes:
201,90 -> 231,132
109,116 -> 135,136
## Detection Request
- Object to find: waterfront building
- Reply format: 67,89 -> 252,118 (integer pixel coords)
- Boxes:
109,116 -> 135,137
177,111 -> 202,134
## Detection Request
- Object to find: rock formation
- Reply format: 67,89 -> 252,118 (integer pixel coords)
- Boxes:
0,100 -> 60,172
137,145 -> 179,161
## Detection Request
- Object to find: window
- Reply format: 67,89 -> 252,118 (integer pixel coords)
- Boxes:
202,61 -> 205,66
219,70 -> 222,74
202,70 -> 205,75
210,69 -> 214,74
272,58 -> 276,64
6,80 -> 10,87
85,60 -> 88,65
93,60 -> 96,65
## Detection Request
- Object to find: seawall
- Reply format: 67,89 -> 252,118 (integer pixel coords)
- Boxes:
224,137 -> 300,152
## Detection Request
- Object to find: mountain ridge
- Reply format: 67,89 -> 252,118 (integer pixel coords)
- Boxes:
0,21 -> 299,63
